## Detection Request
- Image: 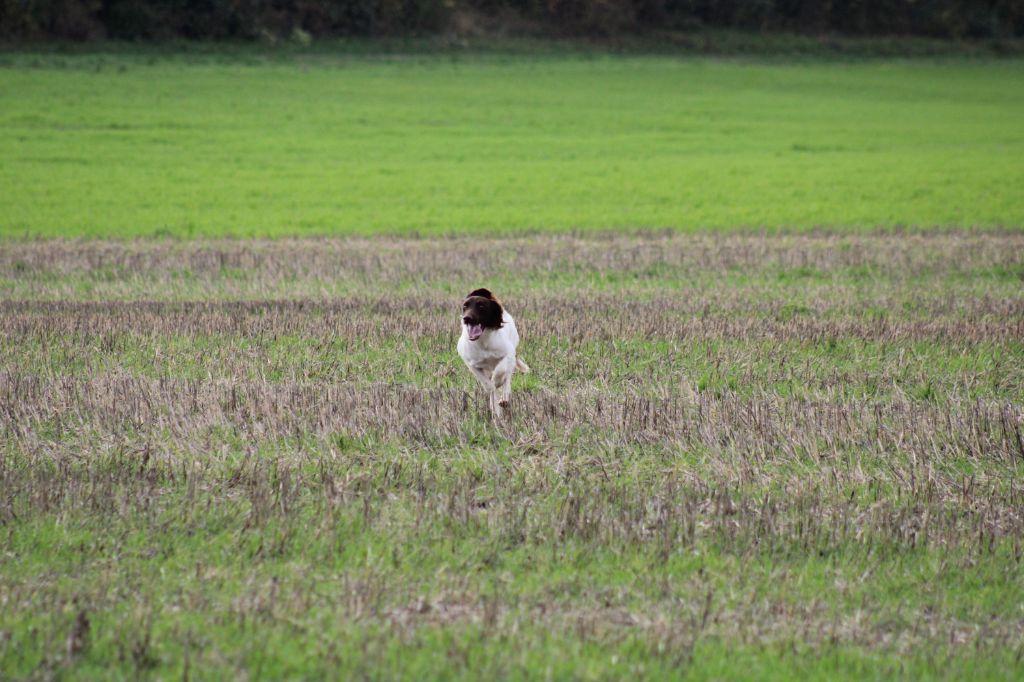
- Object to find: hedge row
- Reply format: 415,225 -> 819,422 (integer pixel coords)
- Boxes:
2,0 -> 1022,41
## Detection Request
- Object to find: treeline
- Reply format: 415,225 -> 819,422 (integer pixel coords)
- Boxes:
3,0 -> 1022,41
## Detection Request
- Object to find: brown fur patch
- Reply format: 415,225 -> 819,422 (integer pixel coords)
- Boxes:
462,292 -> 504,329
467,288 -> 503,307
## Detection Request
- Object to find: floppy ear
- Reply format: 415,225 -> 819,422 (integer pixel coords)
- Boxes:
484,298 -> 504,328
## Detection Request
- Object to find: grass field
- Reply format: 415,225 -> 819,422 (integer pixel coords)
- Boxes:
1,48 -> 1023,237
1,46 -> 1024,680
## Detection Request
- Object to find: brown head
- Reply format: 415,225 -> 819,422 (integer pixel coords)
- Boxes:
461,288 -> 504,341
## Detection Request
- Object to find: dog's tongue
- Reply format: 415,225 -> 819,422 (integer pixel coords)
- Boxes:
468,323 -> 483,341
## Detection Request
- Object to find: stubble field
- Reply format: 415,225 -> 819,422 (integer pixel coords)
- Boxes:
2,233 -> 1023,679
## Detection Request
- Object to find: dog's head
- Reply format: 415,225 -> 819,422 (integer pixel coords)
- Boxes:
461,288 -> 503,342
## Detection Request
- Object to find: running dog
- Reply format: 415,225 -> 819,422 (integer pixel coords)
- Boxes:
457,288 -> 529,418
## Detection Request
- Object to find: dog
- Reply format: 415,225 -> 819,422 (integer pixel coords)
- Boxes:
457,288 -> 529,417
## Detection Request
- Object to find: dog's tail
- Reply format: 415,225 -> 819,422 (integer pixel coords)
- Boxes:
516,358 -> 531,374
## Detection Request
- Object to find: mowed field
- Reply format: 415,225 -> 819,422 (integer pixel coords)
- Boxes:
3,234 -> 1024,679
1,49 -> 1024,680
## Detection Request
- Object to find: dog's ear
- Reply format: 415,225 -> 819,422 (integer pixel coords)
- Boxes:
482,298 -> 504,328
468,288 -> 494,300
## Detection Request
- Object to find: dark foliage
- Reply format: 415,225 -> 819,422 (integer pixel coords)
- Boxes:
2,0 -> 1022,41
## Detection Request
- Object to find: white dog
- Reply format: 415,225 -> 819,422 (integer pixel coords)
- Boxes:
457,288 -> 529,417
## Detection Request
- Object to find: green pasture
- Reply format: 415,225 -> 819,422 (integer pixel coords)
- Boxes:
2,49 -> 1023,237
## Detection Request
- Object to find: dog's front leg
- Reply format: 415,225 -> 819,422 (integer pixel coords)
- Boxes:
491,355 -> 517,415
489,391 -> 503,419
469,365 -> 494,393
467,365 -> 501,416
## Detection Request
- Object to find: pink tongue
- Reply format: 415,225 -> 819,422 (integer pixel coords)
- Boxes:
468,323 -> 483,341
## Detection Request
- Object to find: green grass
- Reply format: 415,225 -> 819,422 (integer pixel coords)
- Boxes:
4,500 -> 1021,680
2,49 -> 1023,237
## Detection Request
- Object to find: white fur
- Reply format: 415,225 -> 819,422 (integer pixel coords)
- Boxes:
458,309 -> 529,418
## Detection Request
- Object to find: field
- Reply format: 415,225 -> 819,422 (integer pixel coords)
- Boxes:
1,49 -> 1023,237
2,48 -> 1024,680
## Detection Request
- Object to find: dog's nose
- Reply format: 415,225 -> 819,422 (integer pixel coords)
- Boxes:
462,317 -> 472,325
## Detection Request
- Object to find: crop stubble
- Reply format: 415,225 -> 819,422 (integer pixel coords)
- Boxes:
1,232 -> 1023,677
